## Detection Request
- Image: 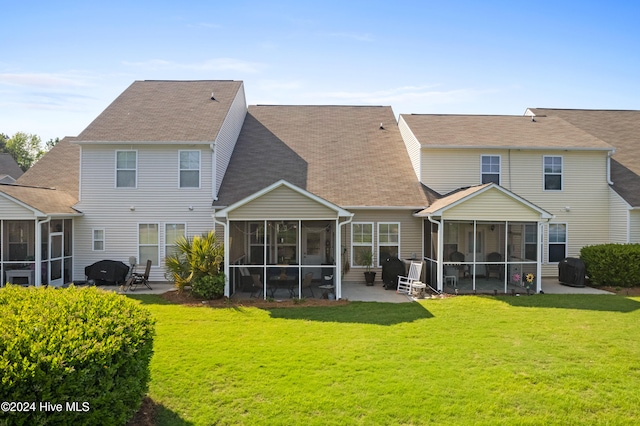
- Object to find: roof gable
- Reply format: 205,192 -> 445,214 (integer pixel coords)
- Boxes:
75,80 -> 243,143
416,184 -> 552,220
215,180 -> 352,219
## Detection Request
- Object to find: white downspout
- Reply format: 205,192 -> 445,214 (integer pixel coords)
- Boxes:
337,214 -> 354,300
35,216 -> 51,287
537,221 -> 544,293
607,150 -> 615,185
427,216 -> 442,292
211,143 -> 218,201
212,213 -> 229,296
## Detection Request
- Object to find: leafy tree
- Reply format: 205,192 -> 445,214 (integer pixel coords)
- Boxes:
45,137 -> 60,150
5,132 -> 46,171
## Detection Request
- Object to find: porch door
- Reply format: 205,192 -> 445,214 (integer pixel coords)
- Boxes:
302,228 -> 324,278
49,232 -> 64,287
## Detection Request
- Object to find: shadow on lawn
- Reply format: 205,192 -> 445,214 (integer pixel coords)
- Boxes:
495,294 -> 640,313
127,397 -> 193,426
266,301 -> 434,325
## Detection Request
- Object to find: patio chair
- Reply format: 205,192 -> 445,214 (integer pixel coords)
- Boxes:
250,274 -> 263,298
450,251 -> 469,278
300,272 -> 315,298
397,261 -> 423,294
125,259 -> 152,291
486,252 -> 504,280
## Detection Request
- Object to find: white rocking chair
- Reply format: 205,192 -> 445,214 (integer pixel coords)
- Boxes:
397,261 -> 423,294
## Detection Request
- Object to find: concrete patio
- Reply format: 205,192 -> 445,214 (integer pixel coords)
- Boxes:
109,277 -> 613,301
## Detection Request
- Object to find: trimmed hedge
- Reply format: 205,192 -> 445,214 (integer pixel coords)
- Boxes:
580,243 -> 640,287
0,285 -> 155,425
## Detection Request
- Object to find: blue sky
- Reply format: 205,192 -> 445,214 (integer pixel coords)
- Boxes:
1,0 -> 639,142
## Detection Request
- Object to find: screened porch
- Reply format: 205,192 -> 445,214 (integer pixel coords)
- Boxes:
227,220 -> 338,299
424,220 -> 541,294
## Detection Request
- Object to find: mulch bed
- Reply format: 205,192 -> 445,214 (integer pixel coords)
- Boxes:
600,286 -> 640,296
160,289 -> 350,308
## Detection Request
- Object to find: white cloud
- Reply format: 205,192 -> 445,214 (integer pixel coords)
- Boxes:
122,58 -> 264,74
0,72 -> 90,89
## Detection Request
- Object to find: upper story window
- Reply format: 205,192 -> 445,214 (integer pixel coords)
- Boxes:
481,155 -> 500,184
179,150 -> 200,188
116,151 -> 137,188
544,156 -> 563,191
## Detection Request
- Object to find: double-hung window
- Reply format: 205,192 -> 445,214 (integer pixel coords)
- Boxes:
544,156 -> 563,191
351,223 -> 373,268
165,224 -> 186,258
378,223 -> 400,266
179,150 -> 200,188
116,151 -> 137,188
139,224 -> 159,266
481,155 -> 500,184
548,223 -> 567,263
92,228 -> 105,251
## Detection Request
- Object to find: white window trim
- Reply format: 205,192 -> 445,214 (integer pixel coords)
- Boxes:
377,222 -> 401,267
543,155 -> 563,192
92,228 -> 105,251
480,154 -> 501,185
164,223 -> 187,260
179,150 -> 201,189
351,222 -> 374,269
547,222 -> 568,264
138,223 -> 160,266
115,150 -> 138,189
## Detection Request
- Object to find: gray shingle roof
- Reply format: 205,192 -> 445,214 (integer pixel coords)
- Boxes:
3,137 -> 81,214
76,80 -> 243,142
214,105 -> 434,208
529,108 -> 640,207
400,114 -> 615,150
0,153 -> 24,179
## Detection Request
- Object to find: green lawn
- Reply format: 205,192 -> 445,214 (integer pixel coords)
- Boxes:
130,294 -> 640,425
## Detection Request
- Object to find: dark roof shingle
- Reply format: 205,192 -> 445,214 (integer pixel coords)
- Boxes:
76,80 -> 243,142
215,105 -> 433,208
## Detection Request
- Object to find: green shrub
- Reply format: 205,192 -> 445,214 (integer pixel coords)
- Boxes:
580,243 -> 640,287
191,274 -> 225,299
164,231 -> 224,293
0,285 -> 155,425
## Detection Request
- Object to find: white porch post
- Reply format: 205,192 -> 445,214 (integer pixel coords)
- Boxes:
212,215 -> 230,297
537,222 -> 544,293
335,218 -> 341,300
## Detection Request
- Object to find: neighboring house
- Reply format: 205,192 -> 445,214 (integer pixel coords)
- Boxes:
0,138 -> 80,286
0,153 -> 24,183
399,113 -> 616,292
0,79 -> 637,297
526,108 -> 640,244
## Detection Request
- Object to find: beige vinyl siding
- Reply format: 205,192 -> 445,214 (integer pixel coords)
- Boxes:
341,209 -> 422,283
630,211 -> 640,243
229,185 -> 338,220
73,144 -> 216,281
609,189 -> 630,243
443,188 -> 542,221
0,197 -> 35,217
421,147 -> 611,277
398,116 -> 421,180
215,84 -> 247,197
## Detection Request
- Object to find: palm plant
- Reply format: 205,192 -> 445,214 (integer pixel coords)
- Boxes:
164,231 -> 225,294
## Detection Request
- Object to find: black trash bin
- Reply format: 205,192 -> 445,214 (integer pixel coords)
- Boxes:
382,257 -> 406,290
558,257 -> 586,287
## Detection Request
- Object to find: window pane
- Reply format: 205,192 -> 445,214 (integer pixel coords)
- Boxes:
117,170 -> 136,187
545,175 -> 562,190
139,224 -> 158,244
549,224 -> 566,243
139,246 -> 158,265
549,244 -> 566,262
165,224 -> 185,245
180,170 -> 199,188
117,151 -> 136,168
482,174 -> 500,184
180,151 -> 200,169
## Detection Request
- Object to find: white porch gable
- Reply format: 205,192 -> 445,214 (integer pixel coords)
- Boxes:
214,180 -> 353,299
